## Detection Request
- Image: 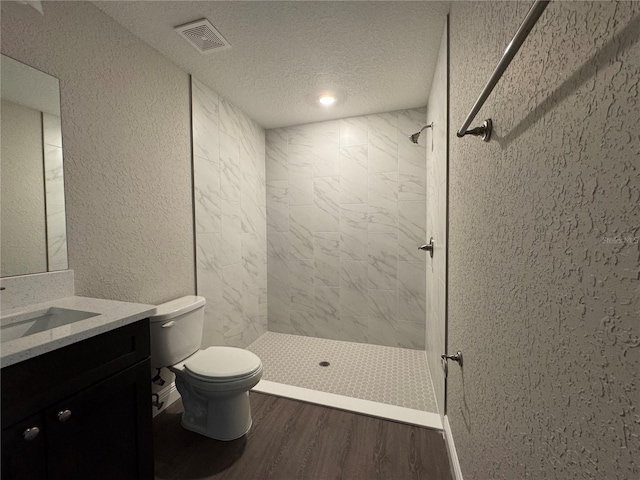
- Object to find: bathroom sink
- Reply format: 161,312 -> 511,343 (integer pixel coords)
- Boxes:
1,307 -> 100,343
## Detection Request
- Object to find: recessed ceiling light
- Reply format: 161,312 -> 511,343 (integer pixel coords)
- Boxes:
319,94 -> 336,106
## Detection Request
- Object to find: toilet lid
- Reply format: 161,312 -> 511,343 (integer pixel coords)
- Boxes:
183,347 -> 262,381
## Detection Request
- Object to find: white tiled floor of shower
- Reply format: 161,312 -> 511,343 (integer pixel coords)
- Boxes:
247,332 -> 438,413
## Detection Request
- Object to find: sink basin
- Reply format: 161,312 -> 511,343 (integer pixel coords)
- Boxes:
1,307 -> 100,343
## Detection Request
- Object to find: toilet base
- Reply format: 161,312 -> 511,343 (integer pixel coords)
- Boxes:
181,415 -> 252,441
175,375 -> 254,441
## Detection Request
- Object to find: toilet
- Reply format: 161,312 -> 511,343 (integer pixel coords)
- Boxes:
149,295 -> 263,441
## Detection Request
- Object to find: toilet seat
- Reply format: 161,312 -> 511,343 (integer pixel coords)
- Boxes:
181,347 -> 262,383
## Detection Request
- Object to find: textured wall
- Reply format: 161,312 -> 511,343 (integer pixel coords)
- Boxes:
266,109 -> 428,349
448,2 -> 640,479
0,2 -> 194,304
425,22 -> 448,416
192,77 -> 267,348
0,99 -> 47,277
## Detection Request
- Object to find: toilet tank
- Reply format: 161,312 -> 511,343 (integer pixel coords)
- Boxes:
149,296 -> 206,368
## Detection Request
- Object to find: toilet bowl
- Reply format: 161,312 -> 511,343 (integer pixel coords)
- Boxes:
149,296 -> 263,441
169,346 -> 262,440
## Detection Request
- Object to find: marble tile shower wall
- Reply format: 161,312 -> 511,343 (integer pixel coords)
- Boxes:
266,109 -> 427,349
191,77 -> 267,348
43,113 -> 68,272
425,23 -> 448,415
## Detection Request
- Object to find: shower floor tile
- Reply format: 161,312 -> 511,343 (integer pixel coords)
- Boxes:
247,332 -> 438,413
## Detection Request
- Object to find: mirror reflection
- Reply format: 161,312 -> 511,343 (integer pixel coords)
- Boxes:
1,54 -> 68,277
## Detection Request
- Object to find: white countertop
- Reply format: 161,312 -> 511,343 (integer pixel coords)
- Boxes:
1,296 -> 155,368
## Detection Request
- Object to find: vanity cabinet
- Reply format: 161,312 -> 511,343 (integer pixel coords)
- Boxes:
1,413 -> 46,479
1,320 -> 154,480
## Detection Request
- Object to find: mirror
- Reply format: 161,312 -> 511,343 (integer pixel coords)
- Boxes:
1,55 -> 68,277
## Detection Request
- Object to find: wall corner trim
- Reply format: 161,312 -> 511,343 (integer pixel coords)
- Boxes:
443,415 -> 464,480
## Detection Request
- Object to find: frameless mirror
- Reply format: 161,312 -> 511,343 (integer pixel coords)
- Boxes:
1,54 -> 68,277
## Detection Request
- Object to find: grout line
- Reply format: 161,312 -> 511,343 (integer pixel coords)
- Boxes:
253,380 -> 442,430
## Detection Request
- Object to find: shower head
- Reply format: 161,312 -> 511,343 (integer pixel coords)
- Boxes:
409,123 -> 433,144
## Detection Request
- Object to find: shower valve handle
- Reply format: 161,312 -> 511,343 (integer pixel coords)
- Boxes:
418,239 -> 434,258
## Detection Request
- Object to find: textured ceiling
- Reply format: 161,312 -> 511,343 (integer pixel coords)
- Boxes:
93,1 -> 449,129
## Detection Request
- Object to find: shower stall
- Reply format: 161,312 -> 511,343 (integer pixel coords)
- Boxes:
249,108 -> 439,424
262,109 -> 429,351
190,22 -> 448,428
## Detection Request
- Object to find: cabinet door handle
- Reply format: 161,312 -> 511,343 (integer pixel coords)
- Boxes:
23,427 -> 40,441
57,409 -> 72,422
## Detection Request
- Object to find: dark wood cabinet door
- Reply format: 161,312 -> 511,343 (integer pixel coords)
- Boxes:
1,413 -> 47,480
44,360 -> 153,480
2,321 -> 150,432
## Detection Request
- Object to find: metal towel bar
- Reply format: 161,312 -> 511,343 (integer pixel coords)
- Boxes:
457,0 -> 551,142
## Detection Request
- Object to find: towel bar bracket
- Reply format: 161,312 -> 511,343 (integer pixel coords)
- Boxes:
456,0 -> 550,142
457,119 -> 492,142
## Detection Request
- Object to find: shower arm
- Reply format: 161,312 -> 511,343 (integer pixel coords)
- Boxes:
409,123 -> 433,144
418,124 -> 432,135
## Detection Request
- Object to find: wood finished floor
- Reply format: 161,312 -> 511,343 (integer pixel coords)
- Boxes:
153,393 -> 453,480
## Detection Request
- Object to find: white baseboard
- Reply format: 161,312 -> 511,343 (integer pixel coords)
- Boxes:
252,380 -> 442,430
443,415 -> 464,480
152,382 -> 181,417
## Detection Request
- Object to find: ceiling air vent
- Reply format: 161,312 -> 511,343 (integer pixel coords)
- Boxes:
174,19 -> 230,54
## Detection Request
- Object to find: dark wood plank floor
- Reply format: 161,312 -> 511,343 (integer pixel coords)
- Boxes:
153,392 -> 453,480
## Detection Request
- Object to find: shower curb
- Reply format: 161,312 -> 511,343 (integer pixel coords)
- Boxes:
252,379 -> 442,430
